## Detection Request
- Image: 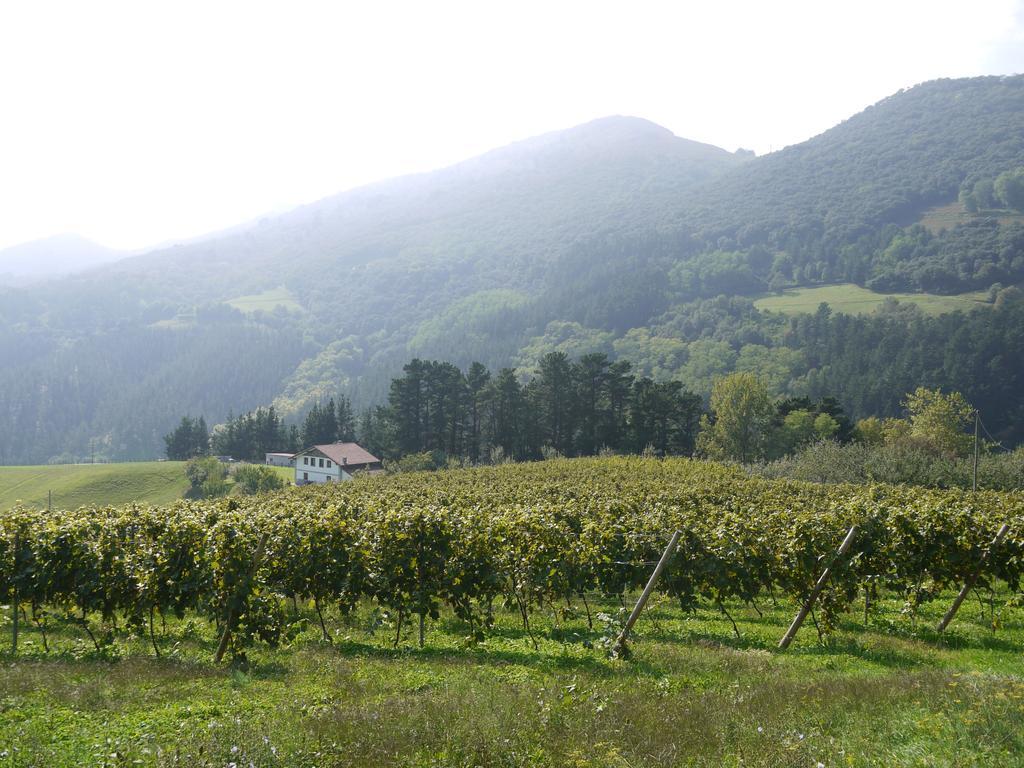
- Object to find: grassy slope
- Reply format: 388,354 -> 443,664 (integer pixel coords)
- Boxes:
918,200 -> 1024,234
225,286 -> 304,314
268,464 -> 295,482
0,461 -> 190,511
754,282 -> 992,317
0,462 -> 295,511
0,590 -> 1022,766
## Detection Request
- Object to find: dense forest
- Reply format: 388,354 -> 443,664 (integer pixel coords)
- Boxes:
3,76 -> 1024,463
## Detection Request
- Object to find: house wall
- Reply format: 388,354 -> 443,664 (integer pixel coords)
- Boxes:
265,454 -> 294,467
295,468 -> 343,484
294,453 -> 352,485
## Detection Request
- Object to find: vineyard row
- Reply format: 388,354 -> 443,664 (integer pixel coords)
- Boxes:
1,458 -> 1022,658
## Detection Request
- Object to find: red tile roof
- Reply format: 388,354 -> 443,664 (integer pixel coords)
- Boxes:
308,442 -> 381,467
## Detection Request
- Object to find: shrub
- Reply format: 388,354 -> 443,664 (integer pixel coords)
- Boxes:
233,464 -> 287,495
185,456 -> 226,497
386,451 -> 437,474
752,440 -> 1024,491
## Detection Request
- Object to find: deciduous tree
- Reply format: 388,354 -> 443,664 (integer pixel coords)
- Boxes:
697,373 -> 774,462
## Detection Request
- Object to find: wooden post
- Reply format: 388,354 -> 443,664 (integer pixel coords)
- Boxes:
613,530 -> 681,656
936,523 -> 1010,633
778,525 -> 857,650
973,410 -> 980,493
214,532 -> 269,663
10,531 -> 19,655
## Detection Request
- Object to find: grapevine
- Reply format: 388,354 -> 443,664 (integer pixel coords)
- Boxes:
1,457 -> 1021,659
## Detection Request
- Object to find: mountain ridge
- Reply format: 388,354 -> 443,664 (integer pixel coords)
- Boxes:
2,75 -> 1024,463
0,233 -> 125,285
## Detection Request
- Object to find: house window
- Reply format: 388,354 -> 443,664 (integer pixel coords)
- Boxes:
303,472 -> 308,480
326,460 -> 331,468
303,457 -> 308,465
319,458 -> 324,468
326,476 -> 332,482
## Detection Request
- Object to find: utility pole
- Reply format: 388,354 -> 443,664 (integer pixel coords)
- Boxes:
973,410 -> 980,493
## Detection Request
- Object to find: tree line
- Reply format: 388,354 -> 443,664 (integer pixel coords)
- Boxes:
164,396 -> 356,462
166,350 -> 989,477
166,353 -> 709,463
360,353 -> 703,463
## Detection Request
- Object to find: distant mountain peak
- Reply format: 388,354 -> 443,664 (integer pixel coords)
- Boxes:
571,114 -> 675,135
0,233 -> 124,285
508,114 -> 721,152
6,232 -> 104,250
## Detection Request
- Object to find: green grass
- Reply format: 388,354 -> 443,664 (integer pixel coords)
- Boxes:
917,200 -> 1024,234
754,282 -> 993,317
226,286 -> 303,314
268,464 -> 295,483
0,462 -> 295,512
1,589 -> 1022,766
0,462 -> 190,512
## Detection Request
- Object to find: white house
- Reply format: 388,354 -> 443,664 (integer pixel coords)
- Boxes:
265,452 -> 295,468
293,442 -> 383,485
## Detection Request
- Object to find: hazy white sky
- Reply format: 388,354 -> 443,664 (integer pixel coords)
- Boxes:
1,0 -> 1023,252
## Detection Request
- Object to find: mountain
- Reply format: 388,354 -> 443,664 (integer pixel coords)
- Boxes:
2,76 -> 1024,464
54,116 -> 746,302
0,234 -> 124,285
670,76 -> 1024,292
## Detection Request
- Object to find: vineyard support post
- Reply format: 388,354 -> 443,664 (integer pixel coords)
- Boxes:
214,532 -> 269,664
973,410 -> 979,493
613,530 -> 681,656
936,523 -> 1010,633
778,525 -> 857,651
10,531 -> 19,655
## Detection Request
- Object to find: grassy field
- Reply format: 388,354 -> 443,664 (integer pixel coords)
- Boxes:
917,200 -> 1024,234
0,461 -> 190,511
226,286 -> 304,314
0,589 -> 1022,766
0,462 -> 294,511
754,282 -> 992,317
268,464 -> 295,483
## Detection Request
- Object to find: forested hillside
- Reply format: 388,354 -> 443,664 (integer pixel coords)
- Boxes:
676,76 -> 1024,292
3,76 -> 1024,463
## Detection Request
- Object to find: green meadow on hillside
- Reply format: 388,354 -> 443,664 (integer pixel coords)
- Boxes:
0,461 -> 190,511
918,200 -> 1024,234
0,461 -> 294,511
754,282 -> 992,316
226,286 -> 304,314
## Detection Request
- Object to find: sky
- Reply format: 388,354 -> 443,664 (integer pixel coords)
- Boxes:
1,0 -> 1023,253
